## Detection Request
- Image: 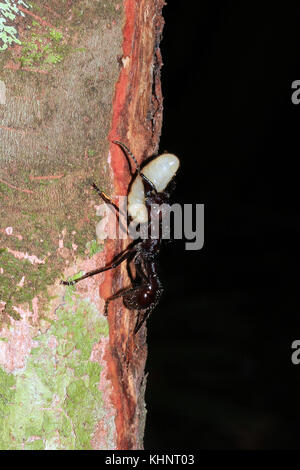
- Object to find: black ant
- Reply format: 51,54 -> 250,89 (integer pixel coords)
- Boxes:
61,141 -> 180,333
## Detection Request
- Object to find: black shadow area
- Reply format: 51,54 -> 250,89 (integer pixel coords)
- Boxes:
144,1 -> 300,449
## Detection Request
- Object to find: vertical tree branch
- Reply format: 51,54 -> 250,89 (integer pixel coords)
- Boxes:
0,0 -> 164,450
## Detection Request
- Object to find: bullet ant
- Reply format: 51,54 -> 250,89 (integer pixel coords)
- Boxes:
61,141 -> 179,333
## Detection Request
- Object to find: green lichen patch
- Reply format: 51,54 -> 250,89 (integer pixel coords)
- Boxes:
0,248 -> 58,319
62,271 -> 84,305
0,365 -> 16,410
86,239 -> 103,258
1,1 -> 110,71
0,292 -> 108,450
0,174 -> 104,323
24,439 -> 44,450
16,19 -> 68,69
0,1 -> 30,51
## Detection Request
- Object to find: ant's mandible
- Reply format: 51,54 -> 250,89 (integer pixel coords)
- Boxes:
61,141 -> 180,334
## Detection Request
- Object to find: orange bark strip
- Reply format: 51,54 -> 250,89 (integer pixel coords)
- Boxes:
0,178 -> 34,194
18,6 -> 57,29
4,63 -> 48,75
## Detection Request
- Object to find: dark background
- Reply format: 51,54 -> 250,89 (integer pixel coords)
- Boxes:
144,1 -> 300,449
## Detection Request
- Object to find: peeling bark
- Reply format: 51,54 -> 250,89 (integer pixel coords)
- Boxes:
0,0 -> 164,450
104,0 -> 164,450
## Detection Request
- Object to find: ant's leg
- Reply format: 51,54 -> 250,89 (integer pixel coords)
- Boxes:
130,262 -> 148,285
126,261 -> 135,284
104,286 -> 140,316
61,245 -> 137,286
92,183 -> 128,236
134,288 -> 162,334
135,259 -> 148,281
134,306 -> 155,334
126,253 -> 145,284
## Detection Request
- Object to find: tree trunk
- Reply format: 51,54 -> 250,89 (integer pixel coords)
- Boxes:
0,0 -> 164,450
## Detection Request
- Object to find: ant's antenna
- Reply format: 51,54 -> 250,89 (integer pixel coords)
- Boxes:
113,140 -> 141,173
113,140 -> 158,194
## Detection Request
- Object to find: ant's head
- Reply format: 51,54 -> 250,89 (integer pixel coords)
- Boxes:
113,140 -> 180,225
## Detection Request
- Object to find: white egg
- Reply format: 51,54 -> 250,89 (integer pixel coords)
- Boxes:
128,153 -> 180,224
142,154 -> 180,192
128,202 -> 148,224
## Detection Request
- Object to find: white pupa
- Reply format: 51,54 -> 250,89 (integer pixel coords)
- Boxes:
128,153 -> 180,224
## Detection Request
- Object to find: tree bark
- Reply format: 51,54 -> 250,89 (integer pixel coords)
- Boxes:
0,0 -> 164,450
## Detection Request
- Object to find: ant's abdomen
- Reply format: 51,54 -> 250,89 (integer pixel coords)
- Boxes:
123,284 -> 158,310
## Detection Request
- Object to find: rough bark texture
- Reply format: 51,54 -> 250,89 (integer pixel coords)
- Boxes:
0,0 -> 164,450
